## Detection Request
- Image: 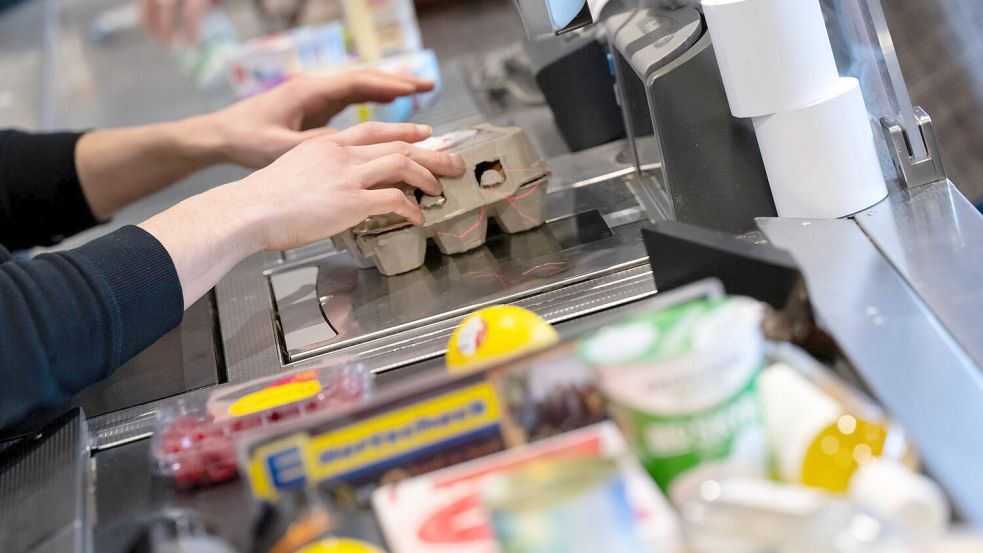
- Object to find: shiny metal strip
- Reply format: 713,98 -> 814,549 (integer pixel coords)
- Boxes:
89,264 -> 656,449
759,216 -> 983,524
288,224 -> 648,362
855,179 -> 983,370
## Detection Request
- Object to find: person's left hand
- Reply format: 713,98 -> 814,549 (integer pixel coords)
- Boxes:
196,69 -> 435,168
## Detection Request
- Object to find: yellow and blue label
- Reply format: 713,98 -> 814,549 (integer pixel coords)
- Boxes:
246,382 -> 503,500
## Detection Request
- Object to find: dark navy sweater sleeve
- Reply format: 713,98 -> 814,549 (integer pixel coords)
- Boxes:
0,130 -> 100,250
0,226 -> 184,428
0,129 -> 185,429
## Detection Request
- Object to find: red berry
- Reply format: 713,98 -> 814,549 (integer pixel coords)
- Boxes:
171,452 -> 205,488
202,441 -> 238,483
161,438 -> 184,455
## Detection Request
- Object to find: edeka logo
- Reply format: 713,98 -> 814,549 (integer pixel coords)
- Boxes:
246,382 -> 503,500
317,400 -> 487,465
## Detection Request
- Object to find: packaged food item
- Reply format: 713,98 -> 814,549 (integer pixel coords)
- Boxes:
371,422 -> 681,553
580,296 -> 770,494
758,363 -> 891,492
228,22 -> 352,98
341,0 -> 422,62
446,305 -> 559,373
151,362 -> 371,489
673,475 -> 917,553
239,340 -> 607,504
241,374 -> 507,502
489,344 -> 607,445
326,49 -> 442,128
483,457 -> 646,553
848,458 -> 949,542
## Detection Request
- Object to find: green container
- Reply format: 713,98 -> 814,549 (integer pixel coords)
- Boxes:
580,297 -> 769,493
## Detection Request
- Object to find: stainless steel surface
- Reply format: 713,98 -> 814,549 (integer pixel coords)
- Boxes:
759,217 -> 983,524
272,266 -> 337,354
880,106 -> 947,188
274,181 -> 646,362
856,179 -> 983,373
72,295 -> 222,419
92,263 -> 657,449
0,410 -> 91,553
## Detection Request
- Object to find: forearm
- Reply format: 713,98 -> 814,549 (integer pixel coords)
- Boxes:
0,226 -> 183,429
75,116 -> 226,219
138,181 -> 267,309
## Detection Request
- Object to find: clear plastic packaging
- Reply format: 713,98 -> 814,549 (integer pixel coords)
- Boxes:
151,362 -> 372,489
227,22 -> 353,98
319,49 -> 442,128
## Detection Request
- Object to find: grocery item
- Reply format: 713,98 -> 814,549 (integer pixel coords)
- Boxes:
242,376 -> 507,501
151,363 -> 370,489
228,23 -> 352,98
341,0 -> 422,62
446,306 -> 559,372
333,125 -> 552,276
483,457 -> 646,553
848,458 -> 949,542
328,49 -> 441,128
491,346 -> 606,443
371,422 -> 681,553
673,475 -> 916,553
758,363 -> 889,492
580,296 -> 770,493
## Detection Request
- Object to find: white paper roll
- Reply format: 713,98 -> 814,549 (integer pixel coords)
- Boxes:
702,0 -> 840,118
753,77 -> 888,219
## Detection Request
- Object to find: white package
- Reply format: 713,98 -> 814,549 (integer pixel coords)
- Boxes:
702,0 -> 840,118
753,77 -> 888,219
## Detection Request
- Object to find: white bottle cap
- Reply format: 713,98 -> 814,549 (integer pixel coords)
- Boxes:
849,458 -> 950,542
758,364 -> 842,483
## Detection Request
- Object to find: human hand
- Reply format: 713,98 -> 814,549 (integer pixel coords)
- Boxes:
196,69 -> 435,169
140,0 -> 218,45
222,122 -> 466,251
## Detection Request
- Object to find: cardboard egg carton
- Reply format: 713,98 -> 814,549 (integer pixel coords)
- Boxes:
334,124 -> 551,276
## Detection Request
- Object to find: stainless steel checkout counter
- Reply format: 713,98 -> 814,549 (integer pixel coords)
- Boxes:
5,0 -> 983,551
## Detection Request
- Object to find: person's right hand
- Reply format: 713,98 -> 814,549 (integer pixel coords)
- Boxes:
225,122 -> 467,252
140,0 -> 217,45
141,121 -> 466,309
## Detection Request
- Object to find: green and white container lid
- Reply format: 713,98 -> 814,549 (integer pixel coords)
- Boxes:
580,297 -> 769,492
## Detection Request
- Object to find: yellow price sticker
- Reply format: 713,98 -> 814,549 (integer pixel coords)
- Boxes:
229,380 -> 322,417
